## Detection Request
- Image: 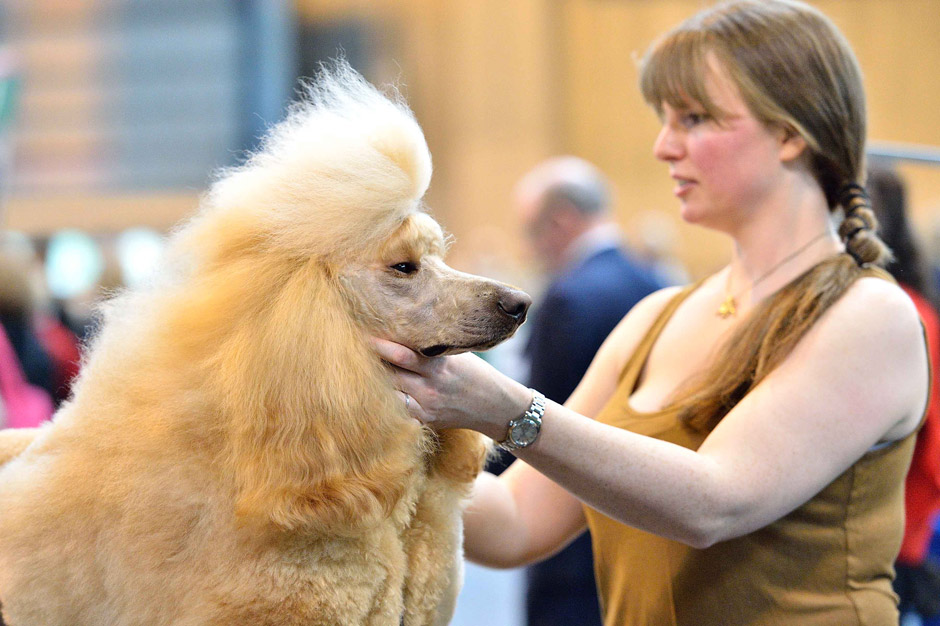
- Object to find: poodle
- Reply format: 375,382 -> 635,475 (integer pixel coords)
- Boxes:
0,62 -> 530,625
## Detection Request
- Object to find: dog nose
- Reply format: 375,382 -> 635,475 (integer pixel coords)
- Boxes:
497,288 -> 532,322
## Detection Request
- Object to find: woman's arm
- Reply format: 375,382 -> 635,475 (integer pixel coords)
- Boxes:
384,278 -> 927,549
462,463 -> 586,568
536,278 -> 927,547
458,287 -> 685,567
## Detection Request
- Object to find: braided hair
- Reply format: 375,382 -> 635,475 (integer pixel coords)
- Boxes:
838,182 -> 893,266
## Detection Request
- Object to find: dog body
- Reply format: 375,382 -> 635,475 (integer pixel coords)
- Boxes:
0,64 -> 529,625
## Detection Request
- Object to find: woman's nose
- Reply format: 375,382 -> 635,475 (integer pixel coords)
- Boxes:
653,125 -> 683,162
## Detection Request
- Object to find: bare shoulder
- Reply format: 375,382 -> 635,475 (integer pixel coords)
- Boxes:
566,285 -> 686,416
809,275 -> 924,363
634,284 -> 688,316
607,285 -> 686,342
828,275 -> 922,337
801,274 -> 927,437
595,285 -> 686,361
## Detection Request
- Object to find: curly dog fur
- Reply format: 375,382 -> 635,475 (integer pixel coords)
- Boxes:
0,63 -> 529,625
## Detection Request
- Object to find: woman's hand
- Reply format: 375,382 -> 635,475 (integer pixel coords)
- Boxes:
371,338 -> 531,439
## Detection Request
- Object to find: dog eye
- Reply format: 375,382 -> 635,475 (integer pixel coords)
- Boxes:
390,262 -> 418,275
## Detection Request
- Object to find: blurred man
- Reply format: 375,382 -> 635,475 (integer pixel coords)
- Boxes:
0,40 -> 55,429
511,156 -> 664,626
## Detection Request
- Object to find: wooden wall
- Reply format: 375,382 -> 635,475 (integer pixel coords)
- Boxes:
295,0 -> 940,280
10,0 -> 940,281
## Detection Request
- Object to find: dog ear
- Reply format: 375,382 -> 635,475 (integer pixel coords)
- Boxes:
211,258 -> 428,534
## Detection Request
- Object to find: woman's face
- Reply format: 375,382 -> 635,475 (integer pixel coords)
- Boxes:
652,64 -> 797,232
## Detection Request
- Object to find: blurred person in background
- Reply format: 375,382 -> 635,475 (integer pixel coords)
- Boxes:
0,233 -> 82,406
0,244 -> 53,427
0,38 -> 54,428
0,233 -> 56,398
630,209 -> 690,286
502,156 -> 664,626
868,165 -> 940,624
376,1 -> 930,623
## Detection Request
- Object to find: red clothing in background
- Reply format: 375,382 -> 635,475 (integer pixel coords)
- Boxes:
899,286 -> 940,565
0,324 -> 53,429
36,314 -> 81,404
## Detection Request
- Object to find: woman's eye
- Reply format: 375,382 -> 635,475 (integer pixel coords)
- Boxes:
681,112 -> 708,127
390,262 -> 418,275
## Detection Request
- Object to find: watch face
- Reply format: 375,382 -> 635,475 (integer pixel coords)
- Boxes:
510,418 -> 539,446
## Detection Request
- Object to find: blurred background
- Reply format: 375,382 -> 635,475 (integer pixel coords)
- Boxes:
2,1 -> 940,624
5,0 -> 940,291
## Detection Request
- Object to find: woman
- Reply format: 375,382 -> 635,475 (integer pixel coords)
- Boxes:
375,1 -> 929,623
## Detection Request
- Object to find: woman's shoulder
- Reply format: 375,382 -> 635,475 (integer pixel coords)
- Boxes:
597,284 -> 690,359
809,273 -> 925,387
791,272 -> 929,440
635,283 -> 689,313
838,274 -> 921,329
563,283 -> 689,417
614,284 -> 687,332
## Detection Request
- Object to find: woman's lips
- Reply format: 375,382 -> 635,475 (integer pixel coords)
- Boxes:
673,177 -> 695,197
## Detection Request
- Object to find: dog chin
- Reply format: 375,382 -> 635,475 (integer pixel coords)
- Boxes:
417,334 -> 516,358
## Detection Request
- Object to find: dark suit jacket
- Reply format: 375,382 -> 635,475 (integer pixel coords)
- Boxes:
522,245 -> 664,626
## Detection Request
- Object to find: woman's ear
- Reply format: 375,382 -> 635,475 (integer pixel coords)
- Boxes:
778,125 -> 808,162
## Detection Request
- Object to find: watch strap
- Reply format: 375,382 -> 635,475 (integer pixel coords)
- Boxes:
497,389 -> 546,452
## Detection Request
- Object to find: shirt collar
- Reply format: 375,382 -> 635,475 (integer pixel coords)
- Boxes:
560,221 -> 623,272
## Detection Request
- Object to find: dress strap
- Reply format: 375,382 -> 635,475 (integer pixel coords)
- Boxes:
617,279 -> 705,388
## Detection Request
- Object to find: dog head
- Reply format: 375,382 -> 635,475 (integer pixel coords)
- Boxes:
340,211 -> 530,357
179,60 -> 529,358
147,62 -> 528,533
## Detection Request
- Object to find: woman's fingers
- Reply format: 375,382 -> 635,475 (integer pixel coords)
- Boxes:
371,337 -> 504,431
374,341 -> 432,422
398,388 -> 420,416
397,385 -> 437,426
371,337 -> 427,374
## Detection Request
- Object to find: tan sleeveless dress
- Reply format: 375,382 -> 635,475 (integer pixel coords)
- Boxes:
583,280 -> 917,625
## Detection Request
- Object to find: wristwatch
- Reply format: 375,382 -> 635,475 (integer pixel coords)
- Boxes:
497,390 -> 546,452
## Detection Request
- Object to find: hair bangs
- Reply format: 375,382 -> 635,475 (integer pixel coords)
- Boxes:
640,30 -> 722,119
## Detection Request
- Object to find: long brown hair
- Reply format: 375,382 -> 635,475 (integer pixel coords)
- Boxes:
639,0 -> 892,431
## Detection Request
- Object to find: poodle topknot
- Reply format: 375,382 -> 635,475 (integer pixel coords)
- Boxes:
199,60 -> 433,261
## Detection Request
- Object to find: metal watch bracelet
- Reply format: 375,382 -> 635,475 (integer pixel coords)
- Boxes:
496,389 -> 546,452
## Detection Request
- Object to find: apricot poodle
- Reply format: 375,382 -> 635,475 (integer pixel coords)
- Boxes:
0,62 -> 530,625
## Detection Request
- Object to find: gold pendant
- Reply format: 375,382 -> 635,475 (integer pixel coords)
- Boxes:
716,295 -> 737,318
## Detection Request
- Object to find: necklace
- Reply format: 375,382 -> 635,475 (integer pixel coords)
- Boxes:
716,230 -> 831,319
